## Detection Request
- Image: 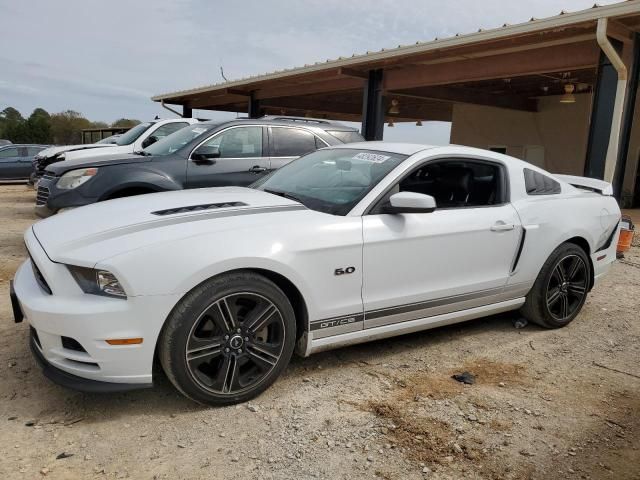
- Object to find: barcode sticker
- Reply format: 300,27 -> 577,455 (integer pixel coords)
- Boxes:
352,152 -> 390,163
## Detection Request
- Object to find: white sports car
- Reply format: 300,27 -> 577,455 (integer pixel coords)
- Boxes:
11,143 -> 621,404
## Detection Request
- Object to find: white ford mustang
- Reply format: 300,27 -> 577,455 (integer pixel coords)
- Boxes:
11,143 -> 621,404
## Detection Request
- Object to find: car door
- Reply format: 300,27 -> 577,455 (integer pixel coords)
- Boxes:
268,126 -> 326,171
0,147 -> 23,179
361,158 -> 522,329
186,125 -> 269,188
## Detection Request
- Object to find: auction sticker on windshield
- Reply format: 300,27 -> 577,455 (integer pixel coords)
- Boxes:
352,152 -> 390,163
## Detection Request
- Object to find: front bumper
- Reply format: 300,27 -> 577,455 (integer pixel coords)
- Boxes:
35,175 -> 100,218
29,330 -> 152,393
12,234 -> 181,389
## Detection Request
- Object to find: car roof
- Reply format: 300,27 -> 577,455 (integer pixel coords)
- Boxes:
198,116 -> 360,132
328,141 -> 438,156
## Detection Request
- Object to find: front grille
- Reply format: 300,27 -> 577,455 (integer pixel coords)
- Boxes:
36,185 -> 50,206
30,256 -> 52,294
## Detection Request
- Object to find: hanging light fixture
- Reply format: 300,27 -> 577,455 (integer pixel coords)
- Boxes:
388,118 -> 395,127
416,120 -> 423,126
388,99 -> 400,115
560,84 -> 576,104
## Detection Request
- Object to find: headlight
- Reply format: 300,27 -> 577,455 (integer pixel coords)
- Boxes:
68,266 -> 127,298
57,168 -> 98,189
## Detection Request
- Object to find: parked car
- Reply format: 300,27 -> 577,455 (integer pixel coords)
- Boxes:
0,139 -> 12,146
12,143 -> 620,405
34,116 -> 364,217
0,144 -> 48,180
32,118 -> 199,182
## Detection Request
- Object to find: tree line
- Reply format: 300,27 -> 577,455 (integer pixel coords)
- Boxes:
0,107 -> 141,146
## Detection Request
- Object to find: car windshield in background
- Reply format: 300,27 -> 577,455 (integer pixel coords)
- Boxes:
116,122 -> 153,146
143,124 -> 215,156
253,148 -> 407,215
326,130 -> 365,144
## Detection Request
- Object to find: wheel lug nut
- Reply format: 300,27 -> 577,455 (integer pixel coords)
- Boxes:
224,335 -> 229,340
237,328 -> 242,333
237,349 -> 242,354
244,337 -> 249,341
224,348 -> 230,353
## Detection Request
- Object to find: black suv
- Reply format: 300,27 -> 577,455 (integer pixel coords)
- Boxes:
35,117 -> 363,217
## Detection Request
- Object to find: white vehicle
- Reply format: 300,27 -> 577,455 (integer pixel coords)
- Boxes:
11,143 -> 621,405
61,118 -> 200,162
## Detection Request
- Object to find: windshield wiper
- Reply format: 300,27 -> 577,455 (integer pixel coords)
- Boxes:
263,188 -> 304,204
133,150 -> 151,156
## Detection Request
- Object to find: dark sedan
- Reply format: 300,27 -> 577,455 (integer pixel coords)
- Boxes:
35,116 -> 363,216
0,144 -> 48,180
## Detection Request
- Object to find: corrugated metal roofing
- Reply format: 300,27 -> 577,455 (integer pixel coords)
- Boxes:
152,1 -> 640,102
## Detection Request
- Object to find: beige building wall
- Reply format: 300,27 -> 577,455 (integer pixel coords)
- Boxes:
450,94 -> 592,175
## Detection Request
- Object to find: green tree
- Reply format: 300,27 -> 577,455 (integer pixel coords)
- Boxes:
26,108 -> 51,143
111,118 -> 141,128
0,107 -> 26,142
50,110 -> 93,144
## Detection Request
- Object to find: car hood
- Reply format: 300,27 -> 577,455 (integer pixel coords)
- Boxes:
47,153 -> 153,174
31,187 -> 304,265
64,144 -> 131,161
37,144 -> 112,159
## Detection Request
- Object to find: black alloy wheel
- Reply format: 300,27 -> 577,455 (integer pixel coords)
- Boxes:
545,254 -> 588,321
185,292 -> 285,395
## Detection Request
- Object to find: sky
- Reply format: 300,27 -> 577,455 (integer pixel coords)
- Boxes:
0,0 -> 622,144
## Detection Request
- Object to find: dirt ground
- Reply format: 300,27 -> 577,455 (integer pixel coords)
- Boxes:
0,183 -> 638,480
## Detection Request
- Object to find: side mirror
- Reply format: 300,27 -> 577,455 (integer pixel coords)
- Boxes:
141,135 -> 159,149
383,192 -> 436,214
192,145 -> 220,162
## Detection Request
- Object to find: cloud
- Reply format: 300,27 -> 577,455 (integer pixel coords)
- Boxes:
0,0 -> 622,143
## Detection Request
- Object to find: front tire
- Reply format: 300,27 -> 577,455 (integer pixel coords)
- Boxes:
159,272 -> 296,405
520,243 -> 590,328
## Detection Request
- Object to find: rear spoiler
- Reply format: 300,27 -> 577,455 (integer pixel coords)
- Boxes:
553,174 -> 613,196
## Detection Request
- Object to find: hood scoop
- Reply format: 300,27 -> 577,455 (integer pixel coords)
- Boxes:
152,201 -> 248,216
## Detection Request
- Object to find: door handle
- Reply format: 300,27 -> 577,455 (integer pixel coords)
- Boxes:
490,223 -> 515,232
249,165 -> 267,173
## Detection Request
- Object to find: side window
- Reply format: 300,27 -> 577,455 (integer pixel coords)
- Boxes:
152,122 -> 189,139
272,128 -> 318,157
372,159 -> 505,213
0,147 -> 18,159
202,126 -> 263,158
523,168 -> 560,195
27,147 -> 45,156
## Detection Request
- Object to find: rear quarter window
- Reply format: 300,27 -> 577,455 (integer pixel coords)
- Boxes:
523,168 -> 561,195
326,130 -> 365,144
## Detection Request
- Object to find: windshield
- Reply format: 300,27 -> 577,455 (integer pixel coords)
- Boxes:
116,122 -> 153,146
252,148 -> 407,215
143,124 -> 214,156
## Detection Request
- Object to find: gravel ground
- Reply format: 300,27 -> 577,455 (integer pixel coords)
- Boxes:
0,184 -> 638,480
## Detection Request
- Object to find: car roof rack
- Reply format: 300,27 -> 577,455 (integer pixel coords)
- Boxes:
261,115 -> 336,126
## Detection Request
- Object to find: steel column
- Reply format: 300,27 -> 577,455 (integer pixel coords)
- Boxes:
248,94 -> 261,118
615,33 -> 640,204
361,69 -> 385,141
182,105 -> 193,118
584,40 -> 625,180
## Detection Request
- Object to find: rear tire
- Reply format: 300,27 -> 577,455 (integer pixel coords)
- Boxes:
159,271 -> 296,405
520,243 -> 590,328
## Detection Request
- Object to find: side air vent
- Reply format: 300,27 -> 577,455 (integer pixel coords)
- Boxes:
523,168 -> 561,195
151,202 -> 248,216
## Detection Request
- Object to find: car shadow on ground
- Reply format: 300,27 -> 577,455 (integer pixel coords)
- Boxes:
14,309 -> 543,422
